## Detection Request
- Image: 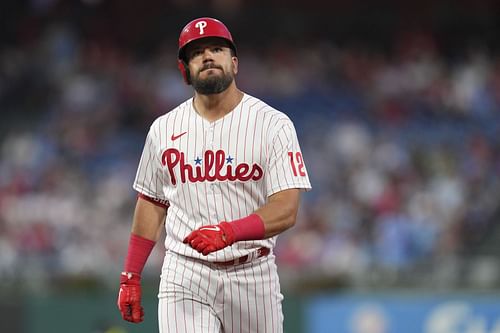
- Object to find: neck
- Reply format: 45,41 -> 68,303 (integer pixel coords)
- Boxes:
193,83 -> 244,122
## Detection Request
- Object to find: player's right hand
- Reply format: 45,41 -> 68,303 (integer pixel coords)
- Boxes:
117,272 -> 144,323
183,222 -> 236,255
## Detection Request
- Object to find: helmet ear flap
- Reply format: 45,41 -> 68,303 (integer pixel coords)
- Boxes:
177,59 -> 191,85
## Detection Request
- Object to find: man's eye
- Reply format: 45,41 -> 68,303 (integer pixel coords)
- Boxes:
213,47 -> 223,52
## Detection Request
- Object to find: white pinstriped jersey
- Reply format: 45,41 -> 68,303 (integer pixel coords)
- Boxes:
133,93 -> 311,262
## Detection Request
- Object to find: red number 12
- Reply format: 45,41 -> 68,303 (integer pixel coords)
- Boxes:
288,152 -> 306,176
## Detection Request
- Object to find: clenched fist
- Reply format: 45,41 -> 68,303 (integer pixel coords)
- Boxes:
183,222 -> 235,255
117,272 -> 144,323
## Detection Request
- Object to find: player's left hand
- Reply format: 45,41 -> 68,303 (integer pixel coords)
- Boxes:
183,222 -> 235,255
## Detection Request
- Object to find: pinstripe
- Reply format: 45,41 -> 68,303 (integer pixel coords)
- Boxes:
233,101 -> 244,333
206,269 -> 216,327
172,252 -> 180,332
196,260 -> 206,331
258,261 -> 269,332
259,110 -> 268,208
190,103 -> 204,258
209,117 -> 222,262
263,112 -> 279,196
216,114 -> 229,263
226,103 -> 244,331
276,128 -> 292,188
145,134 -> 156,192
138,134 -> 153,194
246,103 -> 268,252
270,135 -> 285,190
228,266 -> 236,332
241,99 -> 253,214
266,258 -> 277,332
180,108 -> 194,257
236,268 -> 243,333
171,107 -> 186,254
250,263 -> 259,332
249,102 -> 261,331
200,112 -> 218,302
163,251 -> 176,331
217,265 -> 226,330
182,107 -> 198,333
153,120 -> 161,199
189,273 -> 196,333
156,118 -> 167,199
241,102 -> 253,333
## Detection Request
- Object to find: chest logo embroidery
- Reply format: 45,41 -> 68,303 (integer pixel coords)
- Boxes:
161,148 -> 263,185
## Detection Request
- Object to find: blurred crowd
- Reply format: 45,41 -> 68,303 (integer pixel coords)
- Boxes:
1,20 -> 500,291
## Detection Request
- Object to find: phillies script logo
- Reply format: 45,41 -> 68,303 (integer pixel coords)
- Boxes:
162,148 -> 263,185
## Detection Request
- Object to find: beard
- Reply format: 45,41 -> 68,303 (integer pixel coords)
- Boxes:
191,64 -> 234,95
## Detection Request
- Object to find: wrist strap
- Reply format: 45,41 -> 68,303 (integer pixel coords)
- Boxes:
123,233 -> 155,275
120,271 -> 141,284
227,214 -> 265,242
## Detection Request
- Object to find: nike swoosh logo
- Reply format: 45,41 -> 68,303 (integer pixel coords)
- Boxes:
201,225 -> 220,232
171,131 -> 187,141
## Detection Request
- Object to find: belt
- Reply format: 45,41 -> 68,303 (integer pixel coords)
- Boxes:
213,247 -> 270,266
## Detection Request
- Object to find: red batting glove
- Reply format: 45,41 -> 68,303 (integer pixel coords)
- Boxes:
117,272 -> 144,323
183,222 -> 235,255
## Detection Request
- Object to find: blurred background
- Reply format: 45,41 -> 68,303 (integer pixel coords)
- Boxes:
1,0 -> 500,332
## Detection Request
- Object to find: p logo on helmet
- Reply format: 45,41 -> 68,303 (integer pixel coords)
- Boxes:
177,17 -> 237,85
195,21 -> 207,35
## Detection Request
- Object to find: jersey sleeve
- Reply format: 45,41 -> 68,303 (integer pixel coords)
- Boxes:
133,127 -> 168,204
266,119 -> 312,197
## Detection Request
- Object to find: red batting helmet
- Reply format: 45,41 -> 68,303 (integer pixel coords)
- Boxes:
177,17 -> 237,84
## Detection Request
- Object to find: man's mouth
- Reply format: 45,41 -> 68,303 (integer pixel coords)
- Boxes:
200,64 -> 222,72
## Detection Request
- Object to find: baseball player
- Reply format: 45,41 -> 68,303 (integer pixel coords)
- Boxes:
117,17 -> 311,333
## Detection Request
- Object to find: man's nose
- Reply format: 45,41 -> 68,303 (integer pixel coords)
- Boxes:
201,48 -> 215,61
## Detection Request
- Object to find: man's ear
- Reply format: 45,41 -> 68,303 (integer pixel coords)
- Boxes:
232,56 -> 238,75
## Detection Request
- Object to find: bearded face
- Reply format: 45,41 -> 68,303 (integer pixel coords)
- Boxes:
184,37 -> 238,95
190,62 -> 235,95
